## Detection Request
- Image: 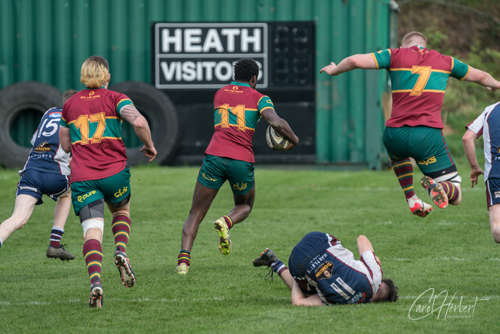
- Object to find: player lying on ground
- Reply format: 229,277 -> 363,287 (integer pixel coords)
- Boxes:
253,232 -> 398,305
0,89 -> 78,261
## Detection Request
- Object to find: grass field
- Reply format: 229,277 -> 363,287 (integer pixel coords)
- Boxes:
0,163 -> 498,333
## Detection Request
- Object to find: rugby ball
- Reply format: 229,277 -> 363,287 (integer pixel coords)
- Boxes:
266,125 -> 289,151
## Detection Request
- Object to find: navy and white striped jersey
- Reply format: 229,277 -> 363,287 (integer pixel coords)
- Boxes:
20,107 -> 70,176
466,101 -> 500,181
289,232 -> 382,305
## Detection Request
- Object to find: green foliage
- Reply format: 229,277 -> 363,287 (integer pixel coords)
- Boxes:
0,165 -> 498,333
398,0 -> 500,159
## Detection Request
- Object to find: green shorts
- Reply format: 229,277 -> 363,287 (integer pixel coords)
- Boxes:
383,126 -> 456,175
71,166 -> 131,215
197,155 -> 254,195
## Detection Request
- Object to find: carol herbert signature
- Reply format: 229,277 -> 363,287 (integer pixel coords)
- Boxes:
408,288 -> 489,320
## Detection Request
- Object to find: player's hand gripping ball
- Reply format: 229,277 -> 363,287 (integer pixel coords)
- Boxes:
266,125 -> 289,151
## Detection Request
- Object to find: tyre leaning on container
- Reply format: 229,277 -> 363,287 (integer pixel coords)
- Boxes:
0,81 -> 62,169
109,81 -> 180,165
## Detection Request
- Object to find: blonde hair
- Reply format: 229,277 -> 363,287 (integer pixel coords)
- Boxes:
401,31 -> 427,48
80,56 -> 109,88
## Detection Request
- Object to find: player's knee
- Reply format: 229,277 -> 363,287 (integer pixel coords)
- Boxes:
82,218 -> 104,241
187,209 -> 208,223
493,233 -> 500,243
9,214 -> 30,230
491,226 -> 500,243
15,219 -> 29,230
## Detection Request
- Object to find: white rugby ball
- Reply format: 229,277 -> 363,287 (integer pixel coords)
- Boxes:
266,125 -> 289,151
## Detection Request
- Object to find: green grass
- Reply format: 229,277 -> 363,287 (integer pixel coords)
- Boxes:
0,163 -> 498,333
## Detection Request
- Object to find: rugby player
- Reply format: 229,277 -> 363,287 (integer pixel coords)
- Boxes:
175,58 -> 299,274
463,101 -> 500,243
59,55 -> 157,307
320,31 -> 500,217
253,232 -> 398,305
0,89 -> 77,260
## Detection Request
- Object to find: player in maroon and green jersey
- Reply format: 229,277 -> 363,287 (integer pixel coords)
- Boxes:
175,58 -> 299,275
59,55 -> 157,308
320,31 -> 500,218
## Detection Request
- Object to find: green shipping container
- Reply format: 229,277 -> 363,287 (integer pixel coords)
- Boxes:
0,0 -> 398,169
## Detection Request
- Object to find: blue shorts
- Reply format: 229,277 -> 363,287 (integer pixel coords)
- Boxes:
289,232 -> 338,279
486,178 -> 500,208
289,232 -> 373,305
17,169 -> 69,205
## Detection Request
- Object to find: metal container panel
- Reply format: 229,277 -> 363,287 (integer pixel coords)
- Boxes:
0,0 -> 395,168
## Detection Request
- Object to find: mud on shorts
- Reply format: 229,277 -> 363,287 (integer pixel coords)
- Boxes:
16,169 -> 69,205
197,154 -> 254,196
71,166 -> 131,215
383,126 -> 459,179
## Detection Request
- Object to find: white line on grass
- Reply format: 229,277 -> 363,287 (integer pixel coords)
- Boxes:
0,296 -> 291,306
2,294 -> 499,306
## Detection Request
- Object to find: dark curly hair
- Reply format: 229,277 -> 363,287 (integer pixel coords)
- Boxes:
378,278 -> 399,303
234,58 -> 259,82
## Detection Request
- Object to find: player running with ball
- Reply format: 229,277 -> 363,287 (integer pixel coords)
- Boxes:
175,58 -> 299,275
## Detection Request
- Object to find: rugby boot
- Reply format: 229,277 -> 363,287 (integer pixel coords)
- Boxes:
114,248 -> 136,287
175,263 -> 189,275
253,248 -> 279,267
89,280 -> 103,308
214,218 -> 231,255
46,244 -> 76,261
421,176 -> 449,209
408,198 -> 433,218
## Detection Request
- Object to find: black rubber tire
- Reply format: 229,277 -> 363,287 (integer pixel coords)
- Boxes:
109,81 -> 180,165
0,81 -> 62,169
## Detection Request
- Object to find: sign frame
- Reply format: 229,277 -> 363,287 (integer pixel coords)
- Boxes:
153,22 -> 269,89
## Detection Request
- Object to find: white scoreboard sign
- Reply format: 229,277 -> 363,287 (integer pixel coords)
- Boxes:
153,23 -> 268,89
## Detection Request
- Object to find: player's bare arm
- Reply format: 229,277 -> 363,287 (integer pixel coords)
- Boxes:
464,67 -> 500,91
121,105 -> 157,161
357,235 -> 382,268
319,53 -> 377,76
291,281 -> 323,306
462,130 -> 484,187
356,235 -> 374,255
261,108 -> 299,151
59,127 -> 72,153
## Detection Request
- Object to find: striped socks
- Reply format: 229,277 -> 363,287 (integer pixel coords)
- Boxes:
440,181 -> 459,204
49,226 -> 64,247
112,214 -> 131,253
83,239 -> 103,284
177,250 -> 191,267
223,215 -> 233,229
271,260 -> 287,276
391,158 -> 415,200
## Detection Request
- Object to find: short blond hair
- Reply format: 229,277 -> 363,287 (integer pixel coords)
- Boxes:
80,56 -> 109,88
401,31 -> 427,48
